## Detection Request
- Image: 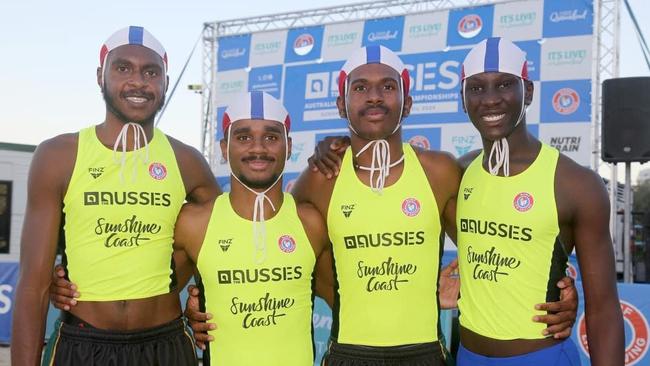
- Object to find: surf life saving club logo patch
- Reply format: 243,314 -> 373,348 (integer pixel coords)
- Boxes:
278,235 -> 296,253
402,198 -> 421,217
458,14 -> 483,39
513,192 -> 534,212
553,88 -> 580,115
293,34 -> 314,56
148,162 -> 167,180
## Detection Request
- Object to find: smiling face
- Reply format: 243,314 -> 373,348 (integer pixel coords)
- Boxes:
98,44 -> 167,125
220,119 -> 291,190
462,71 -> 533,141
336,63 -> 412,140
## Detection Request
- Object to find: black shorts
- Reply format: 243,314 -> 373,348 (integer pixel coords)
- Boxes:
323,340 -> 449,366
44,314 -> 197,366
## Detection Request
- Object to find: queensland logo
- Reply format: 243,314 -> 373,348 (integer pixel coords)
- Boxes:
550,9 -> 588,23
148,162 -> 167,180
293,34 -> 315,56
402,198 -> 421,217
367,30 -> 398,42
221,48 -> 246,59
408,135 -> 430,150
278,235 -> 296,253
88,167 -> 104,179
458,14 -> 483,39
340,203 -> 356,218
578,300 -> 648,365
552,88 -> 580,115
513,192 -> 534,212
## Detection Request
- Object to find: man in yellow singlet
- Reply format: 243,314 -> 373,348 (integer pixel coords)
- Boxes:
454,37 -> 623,366
12,26 -> 219,366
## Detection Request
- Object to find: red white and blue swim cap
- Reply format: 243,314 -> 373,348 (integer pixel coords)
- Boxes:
100,26 -> 168,70
338,45 -> 410,99
461,37 -> 528,81
222,91 -> 291,133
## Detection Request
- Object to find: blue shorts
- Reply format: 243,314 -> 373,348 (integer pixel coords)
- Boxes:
457,339 -> 581,366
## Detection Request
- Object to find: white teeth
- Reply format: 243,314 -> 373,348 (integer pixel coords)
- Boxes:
483,114 -> 505,122
126,97 -> 147,103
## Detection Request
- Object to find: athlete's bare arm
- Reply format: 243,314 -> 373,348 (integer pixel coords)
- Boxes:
296,202 -> 333,308
12,134 -> 77,366
555,155 -> 624,365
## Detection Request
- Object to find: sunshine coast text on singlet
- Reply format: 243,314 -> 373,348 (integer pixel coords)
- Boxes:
327,144 -> 442,346
62,126 -> 185,301
197,193 -> 315,366
457,143 -> 567,340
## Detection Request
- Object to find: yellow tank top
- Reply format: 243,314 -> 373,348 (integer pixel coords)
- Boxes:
62,126 -> 185,301
457,143 -> 567,340
327,144 -> 442,346
197,193 -> 315,366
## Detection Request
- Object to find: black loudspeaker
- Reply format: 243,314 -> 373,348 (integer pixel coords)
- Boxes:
602,77 -> 650,163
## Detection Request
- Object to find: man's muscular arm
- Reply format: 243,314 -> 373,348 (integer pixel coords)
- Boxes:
558,158 -> 623,365
12,136 -> 76,366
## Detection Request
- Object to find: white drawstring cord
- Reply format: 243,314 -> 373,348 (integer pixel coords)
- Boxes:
112,123 -> 150,182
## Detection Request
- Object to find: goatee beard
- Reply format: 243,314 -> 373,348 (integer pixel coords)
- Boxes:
102,85 -> 165,125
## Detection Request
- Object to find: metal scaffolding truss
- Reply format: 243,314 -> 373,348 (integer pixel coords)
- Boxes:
200,0 -> 621,171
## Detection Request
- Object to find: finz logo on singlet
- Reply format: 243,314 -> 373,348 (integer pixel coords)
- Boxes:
278,235 -> 296,253
218,238 -> 233,252
578,300 -> 649,365
402,198 -> 421,217
513,192 -> 534,212
148,162 -> 167,180
341,203 -> 356,218
458,14 -> 483,39
463,187 -> 473,200
344,231 -> 425,249
552,88 -> 580,115
88,167 -> 104,179
217,266 -> 303,284
83,191 -> 171,207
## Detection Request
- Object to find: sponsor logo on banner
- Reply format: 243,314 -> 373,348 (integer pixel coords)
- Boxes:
278,235 -> 297,253
362,16 -> 404,51
498,12 -> 536,28
408,135 -> 430,150
578,300 -> 649,365
513,192 -> 534,212
458,14 -> 483,38
327,32 -> 358,47
402,198 -> 421,217
249,65 -> 283,99
547,49 -> 587,66
550,9 -> 588,23
221,48 -> 246,59
408,23 -> 443,38
290,143 -> 305,163
253,41 -> 282,55
549,136 -> 581,153
0,284 -> 12,315
552,88 -> 580,115
452,135 -> 477,156
293,34 -> 315,56
367,30 -> 398,42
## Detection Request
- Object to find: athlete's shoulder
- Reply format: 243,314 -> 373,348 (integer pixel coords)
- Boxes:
295,200 -> 328,254
166,135 -> 220,202
555,152 -> 608,209
166,135 -> 206,163
458,149 -> 482,172
175,199 -> 215,251
412,146 -> 461,173
291,167 -> 337,213
33,132 -> 79,172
